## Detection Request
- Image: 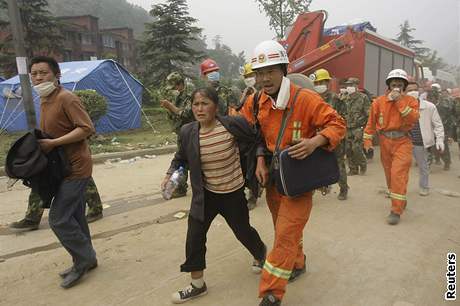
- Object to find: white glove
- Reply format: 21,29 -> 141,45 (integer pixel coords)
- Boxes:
435,141 -> 445,152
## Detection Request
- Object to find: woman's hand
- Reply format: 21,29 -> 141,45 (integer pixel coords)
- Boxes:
255,156 -> 269,187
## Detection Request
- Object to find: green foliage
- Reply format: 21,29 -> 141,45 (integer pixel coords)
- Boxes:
47,0 -> 151,38
206,36 -> 246,80
255,0 -> 312,39
0,0 -> 63,77
140,0 -> 204,87
421,50 -> 448,75
395,20 -> 429,58
74,90 -> 108,123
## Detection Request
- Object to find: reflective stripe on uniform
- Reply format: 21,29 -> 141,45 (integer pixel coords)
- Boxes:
363,133 -> 373,140
263,261 -> 292,280
390,192 -> 407,201
400,106 -> 412,117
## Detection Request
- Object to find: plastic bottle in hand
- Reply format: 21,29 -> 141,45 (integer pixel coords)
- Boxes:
162,167 -> 185,200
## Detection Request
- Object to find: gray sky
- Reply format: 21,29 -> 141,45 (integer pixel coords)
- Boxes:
128,0 -> 460,65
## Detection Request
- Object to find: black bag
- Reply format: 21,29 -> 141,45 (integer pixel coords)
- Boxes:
270,89 -> 340,197
275,147 -> 339,197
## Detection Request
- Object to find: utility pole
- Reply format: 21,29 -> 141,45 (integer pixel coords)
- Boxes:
6,0 -> 36,129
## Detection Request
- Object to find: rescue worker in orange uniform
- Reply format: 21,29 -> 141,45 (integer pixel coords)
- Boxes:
240,40 -> 346,306
363,69 -> 420,225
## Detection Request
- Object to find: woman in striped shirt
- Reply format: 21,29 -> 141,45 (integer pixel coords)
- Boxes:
162,87 -> 266,304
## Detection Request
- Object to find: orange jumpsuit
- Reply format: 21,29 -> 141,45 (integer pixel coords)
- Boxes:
241,84 -> 346,300
363,94 -> 419,215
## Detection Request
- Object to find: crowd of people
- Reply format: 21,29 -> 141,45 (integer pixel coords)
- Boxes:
5,36 -> 460,305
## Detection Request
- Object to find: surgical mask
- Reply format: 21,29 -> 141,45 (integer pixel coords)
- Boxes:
339,88 -> 347,94
273,77 -> 291,110
407,91 -> 419,99
34,81 -> 57,97
207,71 -> 220,82
346,86 -> 356,94
314,85 -> 328,94
244,77 -> 256,88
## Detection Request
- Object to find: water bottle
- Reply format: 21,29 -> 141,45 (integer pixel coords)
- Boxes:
162,167 -> 185,200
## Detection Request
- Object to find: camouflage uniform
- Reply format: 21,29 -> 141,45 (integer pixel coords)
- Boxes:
24,177 -> 102,223
454,97 -> 460,154
428,90 -> 455,170
163,72 -> 195,196
344,87 -> 370,174
322,91 -> 348,192
213,83 -> 239,116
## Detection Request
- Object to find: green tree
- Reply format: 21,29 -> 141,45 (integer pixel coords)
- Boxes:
74,90 -> 108,123
255,0 -> 312,39
206,35 -> 246,80
0,0 -> 63,76
421,50 -> 447,75
140,0 -> 203,87
395,20 -> 429,58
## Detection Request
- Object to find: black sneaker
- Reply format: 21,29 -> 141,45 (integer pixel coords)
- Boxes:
337,188 -> 348,201
288,255 -> 306,283
171,282 -> 207,304
387,212 -> 400,225
9,219 -> 39,231
260,293 -> 281,306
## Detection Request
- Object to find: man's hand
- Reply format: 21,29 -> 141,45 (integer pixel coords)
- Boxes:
388,89 -> 402,102
255,156 -> 269,187
436,141 -> 445,153
160,99 -> 173,110
161,174 -> 172,190
38,139 -> 56,153
287,135 -> 327,160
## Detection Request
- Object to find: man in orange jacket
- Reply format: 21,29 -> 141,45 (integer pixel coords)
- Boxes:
240,40 -> 346,306
363,69 -> 419,225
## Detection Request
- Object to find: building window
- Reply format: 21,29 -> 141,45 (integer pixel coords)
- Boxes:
82,34 -> 92,45
102,35 -> 115,48
63,50 -> 72,62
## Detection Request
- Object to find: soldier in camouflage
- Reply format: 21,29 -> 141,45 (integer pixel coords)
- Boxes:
313,69 -> 349,200
160,72 -> 195,197
428,85 -> 455,170
9,177 -> 103,231
200,59 -> 239,115
344,77 -> 371,175
453,94 -> 460,157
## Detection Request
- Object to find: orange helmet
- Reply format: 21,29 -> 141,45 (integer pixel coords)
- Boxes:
200,59 -> 219,75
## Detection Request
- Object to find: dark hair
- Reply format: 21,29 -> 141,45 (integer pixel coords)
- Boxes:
191,86 -> 219,105
29,56 -> 61,76
387,78 -> 408,91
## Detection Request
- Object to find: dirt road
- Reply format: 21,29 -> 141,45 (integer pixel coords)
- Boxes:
1,148 -> 459,306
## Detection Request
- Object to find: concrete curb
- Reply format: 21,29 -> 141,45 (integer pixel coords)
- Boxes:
0,145 -> 177,177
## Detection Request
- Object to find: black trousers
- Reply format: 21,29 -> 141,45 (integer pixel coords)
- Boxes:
49,178 -> 97,272
180,187 -> 265,272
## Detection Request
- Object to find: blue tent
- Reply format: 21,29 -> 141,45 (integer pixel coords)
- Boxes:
0,60 -> 143,133
0,76 -> 4,82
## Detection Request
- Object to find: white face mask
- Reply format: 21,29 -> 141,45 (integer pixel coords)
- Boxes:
244,77 -> 256,88
273,77 -> 291,110
314,85 -> 328,94
340,88 -> 347,94
407,91 -> 420,99
34,81 -> 57,97
346,86 -> 356,94
207,71 -> 220,82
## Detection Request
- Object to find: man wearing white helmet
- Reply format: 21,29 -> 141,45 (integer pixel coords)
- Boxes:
363,69 -> 420,225
240,40 -> 346,305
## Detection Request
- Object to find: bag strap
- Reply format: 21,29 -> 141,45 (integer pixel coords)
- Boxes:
273,88 -> 302,155
270,88 -> 302,171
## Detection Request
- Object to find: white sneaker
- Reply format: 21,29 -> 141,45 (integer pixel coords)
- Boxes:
419,188 -> 429,196
171,283 -> 207,304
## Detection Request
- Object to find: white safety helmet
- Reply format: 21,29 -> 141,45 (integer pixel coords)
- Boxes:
251,40 -> 289,70
432,83 -> 441,91
385,69 -> 409,86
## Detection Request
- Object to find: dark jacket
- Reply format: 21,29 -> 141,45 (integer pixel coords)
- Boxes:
167,115 -> 265,222
5,129 -> 71,207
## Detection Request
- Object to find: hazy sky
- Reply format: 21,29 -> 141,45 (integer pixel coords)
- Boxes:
128,0 -> 460,65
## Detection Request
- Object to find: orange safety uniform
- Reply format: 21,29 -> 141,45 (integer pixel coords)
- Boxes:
363,94 -> 419,215
240,83 -> 346,300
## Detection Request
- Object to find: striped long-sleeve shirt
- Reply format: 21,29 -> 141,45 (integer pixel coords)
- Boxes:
199,121 -> 245,194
